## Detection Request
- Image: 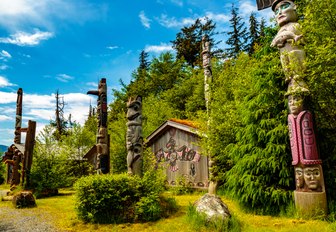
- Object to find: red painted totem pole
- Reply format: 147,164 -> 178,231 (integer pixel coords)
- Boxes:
256,0 -> 327,216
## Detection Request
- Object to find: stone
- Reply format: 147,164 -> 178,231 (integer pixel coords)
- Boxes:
194,193 -> 231,221
12,191 -> 36,208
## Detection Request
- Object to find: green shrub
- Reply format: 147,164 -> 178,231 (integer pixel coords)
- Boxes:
0,162 -> 5,185
74,172 -> 177,223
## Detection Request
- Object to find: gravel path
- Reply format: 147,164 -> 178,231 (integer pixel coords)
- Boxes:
0,190 -> 62,232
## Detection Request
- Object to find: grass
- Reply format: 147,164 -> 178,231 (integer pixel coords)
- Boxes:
1,187 -> 336,232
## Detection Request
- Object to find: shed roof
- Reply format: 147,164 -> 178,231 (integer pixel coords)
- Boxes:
146,119 -> 200,146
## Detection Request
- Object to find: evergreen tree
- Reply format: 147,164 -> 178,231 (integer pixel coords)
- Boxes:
302,0 -> 336,207
226,4 -> 248,58
138,50 -> 150,71
171,17 -> 222,67
248,13 -> 260,55
224,50 -> 293,214
259,18 -> 266,39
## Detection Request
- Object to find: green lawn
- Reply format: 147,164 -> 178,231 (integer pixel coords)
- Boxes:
1,187 -> 336,232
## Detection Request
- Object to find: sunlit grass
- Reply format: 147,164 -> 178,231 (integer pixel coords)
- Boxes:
1,186 -> 335,231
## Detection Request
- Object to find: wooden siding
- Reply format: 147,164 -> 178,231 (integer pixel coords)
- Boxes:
150,127 -> 208,188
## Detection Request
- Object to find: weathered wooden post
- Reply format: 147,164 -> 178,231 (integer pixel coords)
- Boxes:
202,35 -> 217,194
87,78 -> 110,174
126,96 -> 143,176
256,0 -> 327,216
14,88 -> 23,144
2,88 -> 36,190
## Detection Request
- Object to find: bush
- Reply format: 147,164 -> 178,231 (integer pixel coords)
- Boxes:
0,162 -> 5,185
74,172 -> 177,223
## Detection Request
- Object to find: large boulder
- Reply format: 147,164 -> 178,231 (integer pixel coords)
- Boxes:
12,191 -> 36,208
194,193 -> 231,221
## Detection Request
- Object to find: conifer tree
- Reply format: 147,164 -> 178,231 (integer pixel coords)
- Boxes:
248,13 -> 260,55
226,4 -> 248,58
171,17 -> 222,67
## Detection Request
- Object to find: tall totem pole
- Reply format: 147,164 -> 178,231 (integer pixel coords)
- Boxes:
87,78 -> 110,174
14,88 -> 23,144
202,35 -> 217,194
126,96 -> 143,177
256,0 -> 327,215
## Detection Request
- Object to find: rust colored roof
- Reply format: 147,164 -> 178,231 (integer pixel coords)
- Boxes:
169,118 -> 199,129
146,119 -> 200,146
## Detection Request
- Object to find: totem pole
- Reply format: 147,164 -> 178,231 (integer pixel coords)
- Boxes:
87,78 -> 110,174
256,0 -> 327,216
126,96 -> 143,176
2,89 -> 36,189
14,88 -> 23,144
202,36 -> 217,194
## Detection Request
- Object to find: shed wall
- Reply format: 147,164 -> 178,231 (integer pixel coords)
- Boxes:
151,127 -> 208,188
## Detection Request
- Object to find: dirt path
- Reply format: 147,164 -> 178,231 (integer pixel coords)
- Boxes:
0,190 -> 62,232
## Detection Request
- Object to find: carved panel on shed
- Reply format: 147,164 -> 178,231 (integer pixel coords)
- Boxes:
152,128 -> 208,188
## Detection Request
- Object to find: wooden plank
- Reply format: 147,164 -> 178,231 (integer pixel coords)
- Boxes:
256,0 -> 273,10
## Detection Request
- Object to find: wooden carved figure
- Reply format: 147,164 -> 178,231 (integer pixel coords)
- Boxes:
126,96 -> 143,176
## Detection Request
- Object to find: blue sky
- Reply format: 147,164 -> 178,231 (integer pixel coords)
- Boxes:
0,0 -> 272,146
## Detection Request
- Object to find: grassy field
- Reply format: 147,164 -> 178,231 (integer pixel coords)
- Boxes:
1,186 -> 336,232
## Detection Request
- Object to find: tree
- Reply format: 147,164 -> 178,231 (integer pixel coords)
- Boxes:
139,50 -> 150,71
171,17 -> 222,67
247,13 -> 260,55
50,90 -> 69,140
302,0 -> 336,206
226,4 -> 248,58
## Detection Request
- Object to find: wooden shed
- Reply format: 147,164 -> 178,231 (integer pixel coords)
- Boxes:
146,119 -> 208,188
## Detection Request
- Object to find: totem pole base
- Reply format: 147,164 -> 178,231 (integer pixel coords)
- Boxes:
294,191 -> 327,218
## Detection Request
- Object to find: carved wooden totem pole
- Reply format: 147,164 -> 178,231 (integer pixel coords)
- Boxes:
257,0 -> 327,216
126,96 -> 143,176
2,88 -> 36,189
202,36 -> 217,194
87,78 -> 110,174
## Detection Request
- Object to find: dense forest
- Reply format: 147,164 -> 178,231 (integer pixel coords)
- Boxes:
3,0 -> 335,217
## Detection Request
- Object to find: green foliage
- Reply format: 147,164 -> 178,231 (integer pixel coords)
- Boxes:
75,172 -> 177,223
171,17 -> 222,67
302,0 -> 336,206
226,4 -> 248,58
109,111 -> 127,174
30,126 -> 71,197
187,203 -> 241,232
221,51 -> 293,214
0,162 -> 5,185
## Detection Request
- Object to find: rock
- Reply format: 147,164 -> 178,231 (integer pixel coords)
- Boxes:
12,191 -> 36,208
194,193 -> 231,221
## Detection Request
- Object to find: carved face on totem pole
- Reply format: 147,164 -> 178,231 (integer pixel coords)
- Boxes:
303,166 -> 321,190
295,167 -> 304,188
273,0 -> 298,27
288,94 -> 304,116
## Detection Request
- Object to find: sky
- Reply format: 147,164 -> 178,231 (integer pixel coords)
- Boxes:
0,0 -> 273,146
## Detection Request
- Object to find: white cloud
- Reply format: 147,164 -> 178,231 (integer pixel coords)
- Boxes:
239,1 -> 257,17
86,82 -> 98,88
0,50 -> 12,59
157,14 -> 195,28
0,115 -> 11,121
0,0 -> 102,32
107,46 -> 119,50
139,11 -> 151,29
0,29 -> 53,46
0,76 -> 16,88
204,12 -> 230,23
145,43 -> 173,53
56,74 -> 74,82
